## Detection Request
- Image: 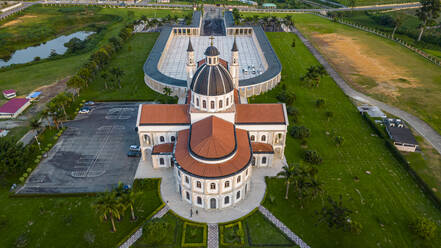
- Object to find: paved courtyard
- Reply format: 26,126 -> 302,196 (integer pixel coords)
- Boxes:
17,102 -> 143,194
159,36 -> 267,81
134,152 -> 285,223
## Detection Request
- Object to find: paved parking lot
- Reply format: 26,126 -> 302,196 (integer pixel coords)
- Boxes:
17,102 -> 143,194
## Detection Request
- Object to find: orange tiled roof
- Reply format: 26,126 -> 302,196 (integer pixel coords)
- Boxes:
190,116 -> 236,159
152,143 -> 174,154
235,104 -> 286,124
175,128 -> 251,178
234,89 -> 239,104
251,142 -> 274,153
139,104 -> 190,125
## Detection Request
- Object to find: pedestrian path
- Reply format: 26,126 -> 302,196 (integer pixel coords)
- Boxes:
207,224 -> 219,248
153,205 -> 170,219
258,206 -> 310,248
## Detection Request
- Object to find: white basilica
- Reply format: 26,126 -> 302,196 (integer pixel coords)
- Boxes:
136,38 -> 288,210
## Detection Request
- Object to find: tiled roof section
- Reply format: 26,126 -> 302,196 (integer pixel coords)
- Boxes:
0,98 -> 29,114
139,104 -> 190,125
152,143 -> 174,154
251,142 -> 274,153
190,116 -> 235,159
3,89 -> 16,94
175,128 -> 251,178
235,104 -> 285,124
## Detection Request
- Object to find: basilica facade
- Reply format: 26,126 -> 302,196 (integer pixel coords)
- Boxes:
136,39 -> 288,209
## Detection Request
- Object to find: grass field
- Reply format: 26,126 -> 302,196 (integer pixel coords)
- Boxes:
0,6 -> 189,105
250,32 -> 441,247
80,33 -> 171,102
335,0 -> 414,6
0,178 -> 162,248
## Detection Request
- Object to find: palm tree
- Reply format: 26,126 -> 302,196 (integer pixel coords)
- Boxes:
30,119 -> 41,151
163,87 -> 172,96
110,67 -> 124,89
277,162 -> 298,199
101,72 -> 109,89
391,15 -> 403,39
67,75 -> 86,97
93,192 -> 122,232
121,190 -> 141,221
40,108 -> 51,127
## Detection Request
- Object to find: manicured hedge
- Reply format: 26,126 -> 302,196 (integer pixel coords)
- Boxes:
181,222 -> 207,247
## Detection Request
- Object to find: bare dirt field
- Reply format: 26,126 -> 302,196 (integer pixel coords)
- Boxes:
1,15 -> 38,27
311,33 -> 420,98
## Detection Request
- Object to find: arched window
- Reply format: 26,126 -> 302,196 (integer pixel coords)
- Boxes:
224,196 -> 230,204
261,135 -> 266,142
250,135 -> 255,141
237,176 -> 241,183
171,136 -> 176,142
160,136 -> 165,142
210,101 -> 215,109
225,181 -> 230,188
226,97 -> 229,106
186,192 -> 190,200
262,156 -> 267,164
159,158 -> 164,165
219,100 -> 223,108
251,156 -> 256,166
208,58 -> 212,64
210,183 -> 216,190
196,181 -> 201,188
185,176 -> 189,184
203,100 -> 206,109
246,169 -> 248,176
197,196 -> 202,205
196,98 -> 200,107
236,191 -> 240,199
143,134 -> 150,144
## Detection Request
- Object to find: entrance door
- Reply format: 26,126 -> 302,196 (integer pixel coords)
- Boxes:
210,198 -> 216,209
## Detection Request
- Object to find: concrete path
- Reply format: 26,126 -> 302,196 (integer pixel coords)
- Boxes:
207,224 -> 219,248
18,130 -> 37,146
135,156 -> 286,223
152,205 -> 170,219
290,26 -> 441,155
259,206 -> 310,248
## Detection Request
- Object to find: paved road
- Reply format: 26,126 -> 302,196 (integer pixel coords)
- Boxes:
38,0 -> 421,12
290,26 -> 441,155
0,2 -> 36,20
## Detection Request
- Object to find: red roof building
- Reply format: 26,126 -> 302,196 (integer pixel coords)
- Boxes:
0,98 -> 31,119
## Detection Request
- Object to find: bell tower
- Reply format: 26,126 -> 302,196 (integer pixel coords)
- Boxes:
186,38 -> 196,88
230,37 -> 239,89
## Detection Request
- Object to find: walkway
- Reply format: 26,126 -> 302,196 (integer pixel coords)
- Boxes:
134,156 -> 285,223
259,206 -> 310,248
290,26 -> 441,155
207,224 -> 219,248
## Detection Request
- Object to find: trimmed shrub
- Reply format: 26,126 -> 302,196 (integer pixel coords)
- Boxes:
316,98 -> 325,108
276,90 -> 296,105
290,126 -> 310,139
411,217 -> 437,240
26,168 -> 32,173
304,150 -> 322,164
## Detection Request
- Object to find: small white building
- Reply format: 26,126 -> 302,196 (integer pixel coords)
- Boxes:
136,40 -> 288,210
2,89 -> 16,99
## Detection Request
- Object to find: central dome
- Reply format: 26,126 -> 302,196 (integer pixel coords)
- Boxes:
190,63 -> 234,96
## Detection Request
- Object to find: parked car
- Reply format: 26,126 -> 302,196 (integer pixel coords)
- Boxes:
78,107 -> 91,114
127,150 -> 141,157
84,101 -> 95,106
130,145 -> 141,152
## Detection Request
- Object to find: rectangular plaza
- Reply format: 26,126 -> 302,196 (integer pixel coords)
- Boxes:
159,36 -> 267,81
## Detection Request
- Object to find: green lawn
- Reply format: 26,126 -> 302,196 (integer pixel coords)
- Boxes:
336,0 -> 414,6
80,33 -> 173,102
0,178 -> 162,248
0,5 -> 189,105
250,32 -> 441,248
